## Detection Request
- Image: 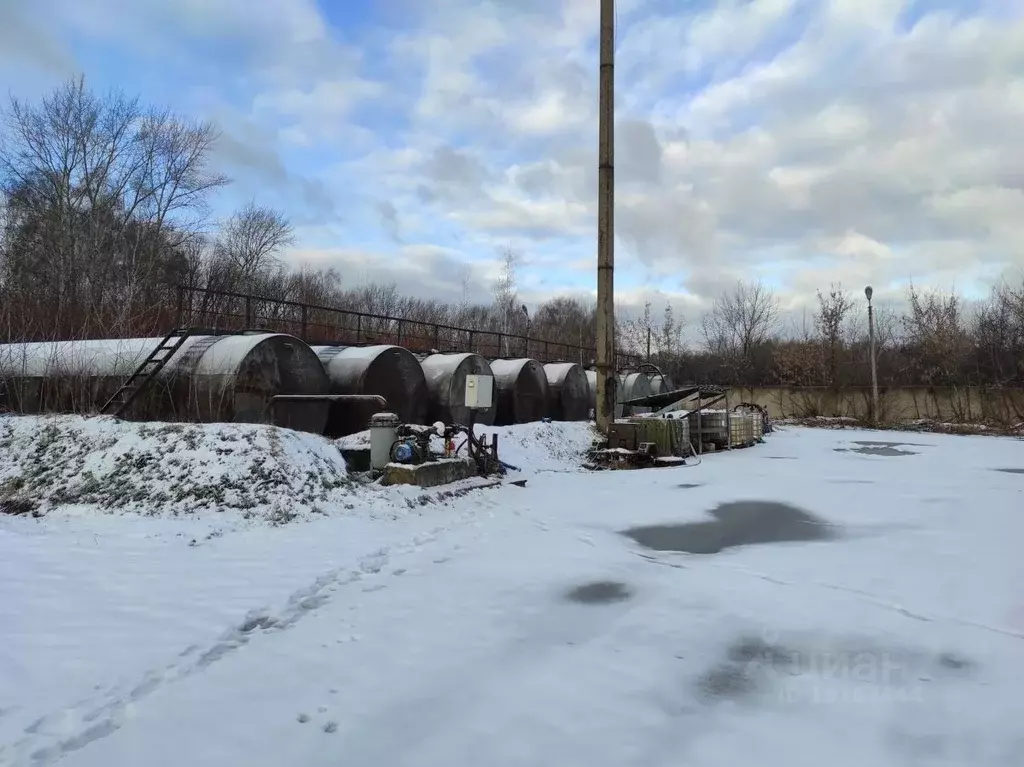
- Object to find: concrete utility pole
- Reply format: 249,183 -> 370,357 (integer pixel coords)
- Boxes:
595,0 -> 616,433
865,285 -> 879,422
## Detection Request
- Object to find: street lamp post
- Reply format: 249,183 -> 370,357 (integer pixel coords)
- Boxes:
865,285 -> 879,423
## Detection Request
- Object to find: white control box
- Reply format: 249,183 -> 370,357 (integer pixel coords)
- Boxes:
464,374 -> 494,409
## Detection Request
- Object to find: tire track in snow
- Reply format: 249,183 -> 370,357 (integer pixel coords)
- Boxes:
330,586 -> 647,765
6,525 -> 461,767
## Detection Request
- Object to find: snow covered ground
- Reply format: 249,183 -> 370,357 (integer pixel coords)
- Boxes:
3,420 -> 1024,766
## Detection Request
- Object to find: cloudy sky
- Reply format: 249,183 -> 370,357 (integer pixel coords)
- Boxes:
1,0 -> 1022,326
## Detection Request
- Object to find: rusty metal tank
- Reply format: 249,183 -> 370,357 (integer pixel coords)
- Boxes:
0,333 -> 327,423
543,362 -> 590,421
419,352 -> 497,426
312,344 -> 429,437
489,358 -> 549,425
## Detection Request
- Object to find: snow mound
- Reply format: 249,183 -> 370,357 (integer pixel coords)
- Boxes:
0,415 -> 350,522
472,421 -> 598,473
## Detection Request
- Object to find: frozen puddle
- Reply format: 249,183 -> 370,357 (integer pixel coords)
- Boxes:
693,633 -> 979,705
564,581 -> 633,605
621,500 -> 839,554
834,440 -> 934,457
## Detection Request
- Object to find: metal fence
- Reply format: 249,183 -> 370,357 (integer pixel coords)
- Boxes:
176,286 -> 641,367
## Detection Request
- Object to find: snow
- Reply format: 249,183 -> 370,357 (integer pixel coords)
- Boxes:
420,352 -> 476,383
189,333 -> 278,374
0,334 -> 297,380
0,415 -> 351,522
0,339 -> 164,377
3,422 -> 1024,766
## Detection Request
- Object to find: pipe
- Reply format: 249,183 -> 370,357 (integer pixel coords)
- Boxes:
270,394 -> 387,406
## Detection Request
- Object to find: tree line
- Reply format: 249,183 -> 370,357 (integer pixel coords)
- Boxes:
626,279 -> 1024,390
3,77 -> 1023,389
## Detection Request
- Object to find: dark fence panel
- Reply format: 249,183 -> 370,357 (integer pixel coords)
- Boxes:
176,286 -> 641,368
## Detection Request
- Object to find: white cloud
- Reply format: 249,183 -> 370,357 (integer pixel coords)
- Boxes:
6,0 -> 1024,322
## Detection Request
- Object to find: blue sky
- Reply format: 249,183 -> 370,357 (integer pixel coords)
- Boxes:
1,0 -> 1022,330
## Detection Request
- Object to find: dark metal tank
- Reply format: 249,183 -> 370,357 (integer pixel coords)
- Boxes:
0,333 -> 327,423
419,353 -> 497,426
542,362 -> 591,421
489,358 -> 549,425
312,344 -> 429,437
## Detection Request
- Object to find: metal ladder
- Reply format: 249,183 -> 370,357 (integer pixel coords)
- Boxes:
100,329 -> 193,417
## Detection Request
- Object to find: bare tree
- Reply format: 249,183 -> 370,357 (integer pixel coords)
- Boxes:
531,296 -> 596,363
901,284 -> 970,385
658,302 -> 683,357
492,246 -> 523,354
620,301 -> 653,356
212,203 -> 293,290
700,280 -> 780,360
458,264 -> 472,311
814,283 -> 855,386
974,279 -> 1024,385
0,75 -> 228,339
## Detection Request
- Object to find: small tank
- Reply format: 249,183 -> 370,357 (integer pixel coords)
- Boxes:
543,363 -> 590,421
689,409 -> 729,446
750,410 -> 764,437
489,358 -> 549,425
616,372 -> 653,417
419,353 -> 497,426
728,411 -> 753,446
312,345 -> 429,437
0,333 -> 327,423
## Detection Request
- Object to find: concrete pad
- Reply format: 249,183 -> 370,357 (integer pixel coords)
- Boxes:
382,457 -> 477,488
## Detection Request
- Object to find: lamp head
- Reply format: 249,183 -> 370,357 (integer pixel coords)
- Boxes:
864,285 -> 873,301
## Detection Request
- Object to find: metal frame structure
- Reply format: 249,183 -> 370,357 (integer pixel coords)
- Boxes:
175,285 -> 642,367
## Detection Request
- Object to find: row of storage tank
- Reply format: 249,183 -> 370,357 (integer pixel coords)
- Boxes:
0,333 -> 673,437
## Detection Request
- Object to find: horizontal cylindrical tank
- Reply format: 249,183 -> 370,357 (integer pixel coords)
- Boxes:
647,371 -> 674,397
0,334 -> 327,423
616,372 -> 653,417
312,345 -> 429,437
543,363 -> 590,421
419,353 -> 496,426
489,358 -> 549,426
